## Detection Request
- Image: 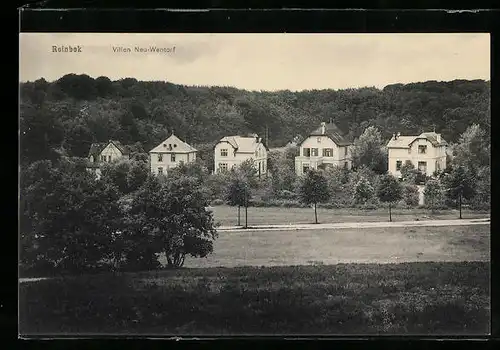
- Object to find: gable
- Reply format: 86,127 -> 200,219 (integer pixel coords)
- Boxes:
215,135 -> 265,153
150,134 -> 197,153
299,122 -> 351,147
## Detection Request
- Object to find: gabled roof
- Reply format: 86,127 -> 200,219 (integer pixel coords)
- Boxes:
87,140 -> 129,158
149,134 -> 197,154
88,143 -> 107,158
216,135 -> 267,153
386,136 -> 416,148
387,132 -> 448,148
418,132 -> 449,147
110,140 -> 129,155
301,122 -> 352,146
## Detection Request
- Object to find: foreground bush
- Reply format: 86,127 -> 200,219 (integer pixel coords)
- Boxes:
19,262 -> 490,335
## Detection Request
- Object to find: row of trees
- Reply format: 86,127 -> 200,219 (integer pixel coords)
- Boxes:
20,157 -> 218,275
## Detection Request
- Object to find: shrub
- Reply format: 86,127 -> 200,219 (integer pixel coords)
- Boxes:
211,198 -> 225,206
403,184 -> 420,207
354,177 -> 375,205
424,179 -> 446,211
277,189 -> 297,200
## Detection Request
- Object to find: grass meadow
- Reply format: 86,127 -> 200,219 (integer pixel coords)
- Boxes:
177,224 -> 490,268
210,205 -> 490,227
19,261 -> 490,335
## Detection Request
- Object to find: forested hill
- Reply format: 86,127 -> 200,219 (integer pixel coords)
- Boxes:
20,74 -> 490,163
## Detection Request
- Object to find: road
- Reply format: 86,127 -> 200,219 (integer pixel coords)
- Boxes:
217,217 -> 490,232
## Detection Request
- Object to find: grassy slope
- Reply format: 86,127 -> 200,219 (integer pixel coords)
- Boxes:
177,225 -> 490,268
19,262 -> 490,335
211,206 -> 490,227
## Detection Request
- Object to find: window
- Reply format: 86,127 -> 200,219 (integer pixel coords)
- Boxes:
344,162 -> 348,169
171,154 -> 176,162
408,148 -> 411,154
158,154 -> 163,162
418,161 -> 427,173
303,164 -> 310,174
90,156 -> 95,163
219,163 -> 228,171
101,155 -> 106,162
311,148 -> 319,156
418,145 -> 427,154
158,167 -> 163,175
303,148 -> 311,157
344,147 -> 348,157
436,161 -> 441,171
220,149 -> 228,157
187,154 -> 190,162
255,151 -> 259,158
396,160 -> 402,171
317,137 -> 321,143
323,148 -> 333,157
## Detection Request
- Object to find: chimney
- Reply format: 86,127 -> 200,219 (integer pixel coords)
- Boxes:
321,122 -> 326,134
397,132 -> 401,139
393,133 -> 396,140
437,133 -> 441,142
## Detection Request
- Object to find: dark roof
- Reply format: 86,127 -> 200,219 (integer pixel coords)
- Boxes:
88,143 -> 107,158
419,132 -> 448,147
305,122 -> 352,146
87,140 -> 130,158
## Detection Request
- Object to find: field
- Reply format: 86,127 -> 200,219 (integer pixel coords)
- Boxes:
211,205 -> 490,227
19,261 -> 490,335
176,224 -> 490,268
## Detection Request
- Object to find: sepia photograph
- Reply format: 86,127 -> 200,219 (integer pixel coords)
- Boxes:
19,32 -> 491,336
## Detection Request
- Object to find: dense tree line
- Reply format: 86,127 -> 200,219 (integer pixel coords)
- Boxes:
20,75 -> 490,167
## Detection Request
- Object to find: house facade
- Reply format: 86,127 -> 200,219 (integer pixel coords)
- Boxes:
387,131 -> 448,178
294,122 -> 352,176
213,134 -> 268,177
86,140 -> 130,179
149,133 -> 197,176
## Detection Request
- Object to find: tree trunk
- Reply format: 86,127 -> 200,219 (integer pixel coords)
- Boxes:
389,202 -> 392,222
238,205 -> 241,226
245,204 -> 248,228
314,202 -> 318,224
459,192 -> 462,219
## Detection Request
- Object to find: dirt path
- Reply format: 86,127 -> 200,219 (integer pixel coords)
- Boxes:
217,218 -> 490,232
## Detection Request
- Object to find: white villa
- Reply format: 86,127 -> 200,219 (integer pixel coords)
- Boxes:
294,121 -> 352,176
386,131 -> 448,178
87,140 -> 130,179
213,134 -> 268,177
149,133 -> 198,176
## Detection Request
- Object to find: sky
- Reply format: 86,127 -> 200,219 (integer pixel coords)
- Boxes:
19,33 -> 490,92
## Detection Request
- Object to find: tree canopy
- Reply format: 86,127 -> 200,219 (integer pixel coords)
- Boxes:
20,75 -> 490,165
